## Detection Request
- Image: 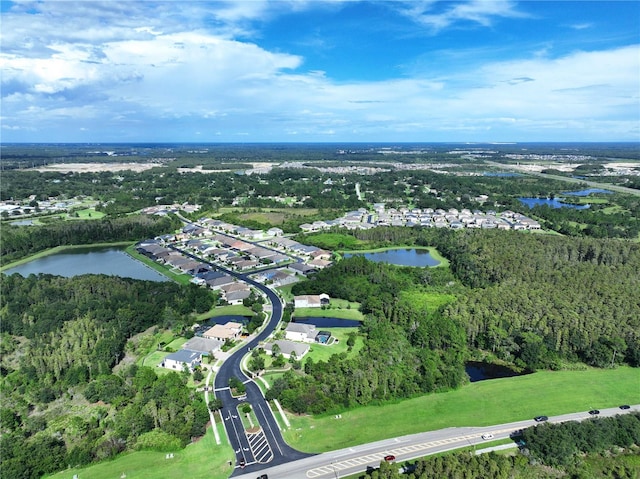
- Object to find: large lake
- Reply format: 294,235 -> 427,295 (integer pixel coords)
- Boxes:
344,248 -> 440,267
3,246 -> 169,282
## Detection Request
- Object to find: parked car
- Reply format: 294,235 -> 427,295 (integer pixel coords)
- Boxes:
481,433 -> 494,440
588,409 -> 600,415
619,405 -> 631,410
534,415 -> 548,422
384,455 -> 396,462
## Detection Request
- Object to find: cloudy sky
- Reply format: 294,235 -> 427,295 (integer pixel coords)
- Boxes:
1,0 -> 639,143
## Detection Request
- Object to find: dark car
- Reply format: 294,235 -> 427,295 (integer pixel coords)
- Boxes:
257,475 -> 268,479
384,455 -> 396,462
619,405 -> 631,410
588,409 -> 600,415
534,415 -> 548,422
239,459 -> 246,469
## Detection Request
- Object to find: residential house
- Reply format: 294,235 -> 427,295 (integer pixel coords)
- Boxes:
182,337 -> 222,355
263,340 -> 310,360
294,293 -> 330,308
285,323 -> 317,343
162,349 -> 202,372
202,322 -> 243,341
225,289 -> 252,305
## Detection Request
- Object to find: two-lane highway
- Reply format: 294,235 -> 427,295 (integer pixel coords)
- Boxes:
232,405 -> 640,479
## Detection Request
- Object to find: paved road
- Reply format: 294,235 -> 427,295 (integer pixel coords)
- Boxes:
168,244 -> 312,475
232,405 -> 640,479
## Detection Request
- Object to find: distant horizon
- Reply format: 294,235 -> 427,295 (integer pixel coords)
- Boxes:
1,1 -> 638,143
2,141 -> 639,146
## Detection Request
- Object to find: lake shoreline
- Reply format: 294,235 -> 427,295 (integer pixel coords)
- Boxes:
338,246 -> 450,267
0,241 -> 135,272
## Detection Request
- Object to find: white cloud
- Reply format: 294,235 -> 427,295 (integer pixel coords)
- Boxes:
1,1 -> 638,142
395,0 -> 529,32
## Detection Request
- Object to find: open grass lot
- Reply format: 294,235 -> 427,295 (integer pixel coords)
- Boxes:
46,427 -> 234,479
302,327 -> 364,364
305,232 -> 368,250
210,304 -> 254,317
293,306 -> 364,321
282,367 -> 640,453
67,208 -> 106,219
217,207 -> 320,226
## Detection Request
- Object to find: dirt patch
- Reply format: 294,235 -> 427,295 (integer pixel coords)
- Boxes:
246,426 -> 262,434
31,162 -> 163,173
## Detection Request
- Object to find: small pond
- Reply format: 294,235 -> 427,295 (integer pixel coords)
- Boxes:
465,361 -> 530,382
293,316 -> 362,328
9,219 -> 35,226
483,172 -> 521,177
518,197 -> 590,209
3,246 -> 169,282
562,188 -> 612,196
344,248 -> 440,267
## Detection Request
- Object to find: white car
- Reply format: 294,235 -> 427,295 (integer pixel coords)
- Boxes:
481,433 -> 494,440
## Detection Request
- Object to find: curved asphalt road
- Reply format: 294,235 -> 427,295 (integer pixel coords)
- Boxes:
168,244 -> 312,475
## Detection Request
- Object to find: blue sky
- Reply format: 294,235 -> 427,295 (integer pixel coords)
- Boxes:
1,0 -> 639,142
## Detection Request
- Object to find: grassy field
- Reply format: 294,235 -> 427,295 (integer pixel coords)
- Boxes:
293,306 -> 364,321
44,367 -> 639,479
46,426 -> 234,479
282,366 -> 640,453
302,327 -> 364,364
67,208 -> 106,220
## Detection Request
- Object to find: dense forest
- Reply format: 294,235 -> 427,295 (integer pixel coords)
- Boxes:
0,214 -> 180,263
359,413 -> 640,479
0,274 -> 214,478
436,230 -> 640,369
300,227 -> 640,371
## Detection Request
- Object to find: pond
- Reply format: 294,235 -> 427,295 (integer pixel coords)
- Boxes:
344,248 -> 440,267
293,316 -> 362,328
9,219 -> 35,226
518,197 -> 590,209
465,361 -> 530,382
562,188 -> 612,196
3,246 -> 170,282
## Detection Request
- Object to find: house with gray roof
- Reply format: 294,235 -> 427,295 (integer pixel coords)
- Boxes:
162,349 -> 202,372
182,337 -> 222,354
285,322 -> 317,343
263,340 -> 310,360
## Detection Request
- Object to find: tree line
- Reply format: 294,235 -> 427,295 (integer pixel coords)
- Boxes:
1,214 -> 180,263
300,227 -> 640,371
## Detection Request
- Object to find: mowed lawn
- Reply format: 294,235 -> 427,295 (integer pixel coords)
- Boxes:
46,427 -> 234,479
282,367 -> 640,452
294,305 -> 364,321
